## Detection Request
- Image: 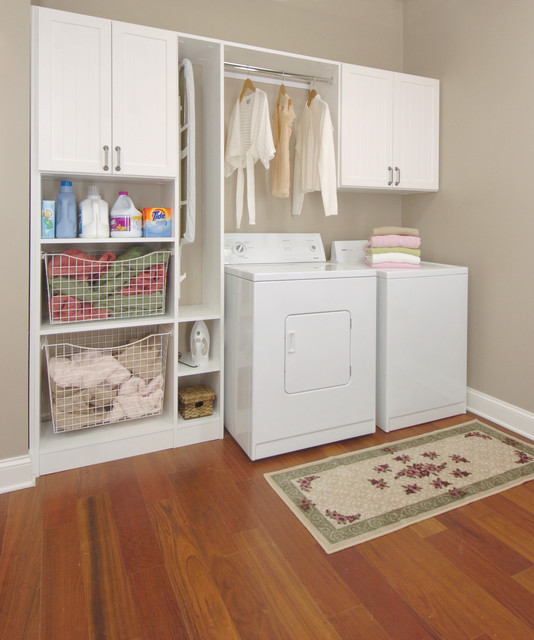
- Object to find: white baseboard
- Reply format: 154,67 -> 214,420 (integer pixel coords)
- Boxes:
467,388 -> 534,441
0,455 -> 35,495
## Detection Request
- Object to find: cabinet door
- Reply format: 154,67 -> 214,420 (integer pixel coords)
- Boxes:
339,64 -> 393,189
112,22 -> 177,177
36,8 -> 112,173
393,73 -> 439,191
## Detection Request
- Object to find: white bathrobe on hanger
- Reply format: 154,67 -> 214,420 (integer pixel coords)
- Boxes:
225,88 -> 275,228
292,94 -> 338,217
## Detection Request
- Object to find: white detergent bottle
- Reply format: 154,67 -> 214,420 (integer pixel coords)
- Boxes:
190,320 -> 210,366
110,191 -> 142,238
79,186 -> 109,238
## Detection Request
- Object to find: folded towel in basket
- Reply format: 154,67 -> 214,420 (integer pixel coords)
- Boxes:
49,352 -> 131,388
48,249 -> 116,281
108,375 -> 164,421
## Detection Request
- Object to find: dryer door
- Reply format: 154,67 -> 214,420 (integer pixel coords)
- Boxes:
285,311 -> 351,394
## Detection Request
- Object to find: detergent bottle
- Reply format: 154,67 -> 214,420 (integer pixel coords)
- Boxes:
55,180 -> 77,238
110,191 -> 142,238
78,186 -> 110,238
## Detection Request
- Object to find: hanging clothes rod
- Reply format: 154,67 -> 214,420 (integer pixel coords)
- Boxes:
224,62 -> 333,85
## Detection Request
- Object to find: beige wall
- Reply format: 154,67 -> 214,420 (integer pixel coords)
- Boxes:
0,0 -> 31,460
34,0 -> 404,68
7,0 -> 533,464
403,0 -> 534,413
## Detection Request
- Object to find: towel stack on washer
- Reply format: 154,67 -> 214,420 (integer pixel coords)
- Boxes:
364,226 -> 421,269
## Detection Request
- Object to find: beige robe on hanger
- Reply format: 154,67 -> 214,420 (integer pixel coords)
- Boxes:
271,90 -> 296,198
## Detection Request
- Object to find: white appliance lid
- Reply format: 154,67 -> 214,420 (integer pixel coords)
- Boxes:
331,240 -> 467,277
225,261 -> 375,281
375,262 -> 468,278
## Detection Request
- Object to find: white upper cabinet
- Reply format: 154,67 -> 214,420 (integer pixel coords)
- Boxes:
35,8 -> 177,177
112,21 -> 177,177
339,64 -> 439,192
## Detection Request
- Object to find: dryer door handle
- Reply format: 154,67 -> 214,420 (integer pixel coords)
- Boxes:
287,331 -> 297,354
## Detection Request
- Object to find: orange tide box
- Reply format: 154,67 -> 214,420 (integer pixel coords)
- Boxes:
142,208 -> 172,237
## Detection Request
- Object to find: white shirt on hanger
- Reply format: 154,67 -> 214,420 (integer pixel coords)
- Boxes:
292,94 -> 338,217
225,87 -> 275,228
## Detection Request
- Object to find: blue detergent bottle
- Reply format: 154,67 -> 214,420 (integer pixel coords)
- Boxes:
55,180 -> 77,238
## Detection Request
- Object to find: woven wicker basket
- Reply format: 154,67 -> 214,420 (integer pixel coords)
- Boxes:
178,384 -> 215,420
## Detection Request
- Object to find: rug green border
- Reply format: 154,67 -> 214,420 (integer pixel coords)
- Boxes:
263,419 -> 534,553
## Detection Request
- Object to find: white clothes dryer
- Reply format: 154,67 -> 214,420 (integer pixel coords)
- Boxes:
224,233 -> 376,460
331,241 -> 468,432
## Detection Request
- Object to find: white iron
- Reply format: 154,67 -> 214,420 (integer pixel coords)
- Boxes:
190,320 -> 210,366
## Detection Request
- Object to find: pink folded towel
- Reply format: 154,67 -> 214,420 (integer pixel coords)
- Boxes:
364,258 -> 420,269
368,234 -> 421,249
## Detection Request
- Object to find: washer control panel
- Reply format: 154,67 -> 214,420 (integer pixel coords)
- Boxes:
224,233 -> 325,264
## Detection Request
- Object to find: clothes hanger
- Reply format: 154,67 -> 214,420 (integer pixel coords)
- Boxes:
307,77 -> 318,107
239,77 -> 256,102
277,83 -> 287,108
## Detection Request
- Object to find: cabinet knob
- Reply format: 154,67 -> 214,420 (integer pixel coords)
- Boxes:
102,145 -> 110,172
395,166 -> 400,186
388,166 -> 393,186
115,146 -> 122,172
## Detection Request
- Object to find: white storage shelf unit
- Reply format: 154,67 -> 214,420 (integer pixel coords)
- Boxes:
175,33 -> 225,446
30,7 -> 225,477
31,175 -> 180,476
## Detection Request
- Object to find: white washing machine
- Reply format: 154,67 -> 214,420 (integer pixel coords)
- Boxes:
331,241 -> 468,432
224,233 -> 376,460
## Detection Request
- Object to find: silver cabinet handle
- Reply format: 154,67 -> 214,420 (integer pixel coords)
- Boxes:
388,166 -> 393,186
395,166 -> 400,186
115,146 -> 121,172
103,145 -> 110,171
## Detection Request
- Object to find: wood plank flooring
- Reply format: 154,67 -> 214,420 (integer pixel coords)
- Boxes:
2,412 -> 534,639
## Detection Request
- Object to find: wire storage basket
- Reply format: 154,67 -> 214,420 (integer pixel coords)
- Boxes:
43,326 -> 171,433
43,247 -> 172,324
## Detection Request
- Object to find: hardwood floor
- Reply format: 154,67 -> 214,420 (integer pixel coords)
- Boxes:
2,412 -> 534,639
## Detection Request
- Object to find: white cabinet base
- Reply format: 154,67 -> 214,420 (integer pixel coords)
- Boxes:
175,415 -> 223,448
38,419 -> 175,475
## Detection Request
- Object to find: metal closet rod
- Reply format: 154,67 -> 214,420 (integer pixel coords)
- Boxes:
224,61 -> 333,85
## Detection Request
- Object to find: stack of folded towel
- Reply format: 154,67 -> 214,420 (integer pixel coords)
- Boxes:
364,226 -> 421,269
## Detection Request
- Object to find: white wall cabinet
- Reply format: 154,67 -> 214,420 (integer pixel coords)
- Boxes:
339,63 -> 439,192
36,8 -> 177,177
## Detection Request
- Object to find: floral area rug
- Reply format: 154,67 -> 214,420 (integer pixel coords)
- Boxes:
264,420 -> 534,553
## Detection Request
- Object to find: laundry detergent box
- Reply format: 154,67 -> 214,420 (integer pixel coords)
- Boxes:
142,208 -> 172,237
41,200 -> 55,238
